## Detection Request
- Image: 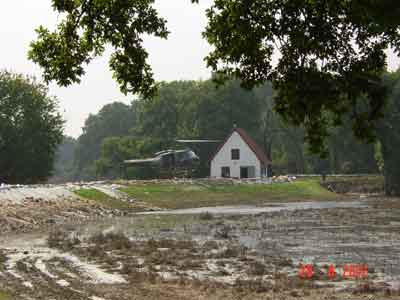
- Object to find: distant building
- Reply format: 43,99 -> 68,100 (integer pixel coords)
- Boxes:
210,127 -> 271,179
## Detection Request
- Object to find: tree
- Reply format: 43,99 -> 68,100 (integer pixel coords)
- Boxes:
74,102 -> 138,179
94,137 -> 137,179
28,0 -> 168,98
0,71 -> 64,184
51,136 -> 77,182
195,79 -> 263,139
378,71 -> 400,195
203,1 -> 400,149
327,118 -> 378,174
94,136 -> 162,179
254,82 -> 276,161
202,0 -> 400,194
137,81 -> 199,140
138,79 -> 265,140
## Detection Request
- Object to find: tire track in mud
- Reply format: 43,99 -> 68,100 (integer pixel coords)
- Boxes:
0,235 -> 127,300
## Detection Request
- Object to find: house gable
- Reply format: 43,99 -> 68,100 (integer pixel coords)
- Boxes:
210,128 -> 270,165
210,130 -> 263,178
211,131 -> 260,165
210,128 -> 270,179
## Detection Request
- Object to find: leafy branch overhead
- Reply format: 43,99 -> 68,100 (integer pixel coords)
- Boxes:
29,0 -> 400,154
28,0 -> 169,98
202,0 -> 400,153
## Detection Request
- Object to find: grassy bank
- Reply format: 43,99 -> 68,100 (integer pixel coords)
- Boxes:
120,179 -> 338,210
74,188 -> 133,210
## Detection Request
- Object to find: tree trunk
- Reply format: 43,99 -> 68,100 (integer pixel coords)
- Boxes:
376,72 -> 400,196
378,113 -> 400,196
381,137 -> 400,196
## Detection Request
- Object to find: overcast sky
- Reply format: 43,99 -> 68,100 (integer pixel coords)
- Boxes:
0,1 -> 399,138
0,1 -> 213,138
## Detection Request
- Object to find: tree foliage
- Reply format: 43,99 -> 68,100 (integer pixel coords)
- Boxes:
94,136 -> 165,179
65,79 -> 379,181
0,71 -> 64,184
202,0 -> 400,153
74,102 -> 138,179
138,79 -> 263,140
29,0 -> 168,98
94,137 -> 137,179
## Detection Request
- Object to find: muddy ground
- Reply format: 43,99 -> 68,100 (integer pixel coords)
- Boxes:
0,196 -> 399,299
0,179 -> 399,299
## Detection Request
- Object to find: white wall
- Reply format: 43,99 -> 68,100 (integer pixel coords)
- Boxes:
211,131 -> 262,178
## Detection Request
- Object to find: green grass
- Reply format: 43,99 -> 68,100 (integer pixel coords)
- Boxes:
74,188 -> 133,210
120,179 -> 338,210
0,291 -> 12,300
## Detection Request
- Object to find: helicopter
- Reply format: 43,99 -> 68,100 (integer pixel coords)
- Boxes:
122,139 -> 220,178
124,148 -> 200,170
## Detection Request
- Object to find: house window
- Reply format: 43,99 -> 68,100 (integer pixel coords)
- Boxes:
231,149 -> 240,160
221,167 -> 230,178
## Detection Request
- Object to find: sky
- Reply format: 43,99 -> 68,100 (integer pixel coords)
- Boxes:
0,1 -> 213,138
0,1 -> 399,138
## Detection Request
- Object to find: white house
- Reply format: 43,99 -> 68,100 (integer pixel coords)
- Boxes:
210,127 -> 271,179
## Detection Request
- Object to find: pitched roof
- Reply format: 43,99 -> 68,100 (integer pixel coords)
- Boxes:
210,127 -> 271,164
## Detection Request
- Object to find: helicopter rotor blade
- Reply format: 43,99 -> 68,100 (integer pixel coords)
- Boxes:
124,157 -> 159,164
176,139 -> 220,143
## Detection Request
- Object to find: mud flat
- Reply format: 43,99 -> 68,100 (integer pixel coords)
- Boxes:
0,180 -> 398,299
0,196 -> 399,299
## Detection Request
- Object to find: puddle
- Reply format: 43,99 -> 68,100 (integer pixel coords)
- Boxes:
138,200 -> 368,215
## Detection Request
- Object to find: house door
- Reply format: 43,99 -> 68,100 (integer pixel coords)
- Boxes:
221,167 -> 230,178
240,166 -> 256,178
248,166 -> 256,178
240,167 -> 248,179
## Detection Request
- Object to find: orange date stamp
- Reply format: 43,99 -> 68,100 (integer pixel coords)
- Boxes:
299,263 -> 368,279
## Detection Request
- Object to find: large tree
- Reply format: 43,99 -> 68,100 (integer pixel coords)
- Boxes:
202,1 -> 399,148
201,0 -> 400,194
74,102 -> 138,179
0,72 -> 64,184
378,71 -> 400,196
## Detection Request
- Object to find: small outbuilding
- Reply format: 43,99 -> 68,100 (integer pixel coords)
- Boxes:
210,127 -> 271,179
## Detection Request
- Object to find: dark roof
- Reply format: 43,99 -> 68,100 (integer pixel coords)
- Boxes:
210,128 -> 271,164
